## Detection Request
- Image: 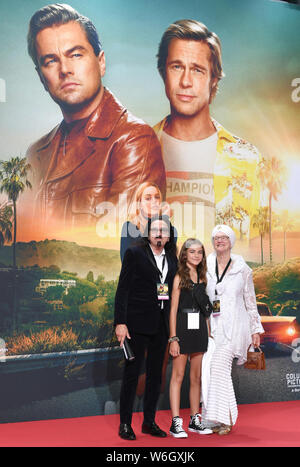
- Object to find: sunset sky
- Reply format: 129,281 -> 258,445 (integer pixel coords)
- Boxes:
0,0 -> 299,255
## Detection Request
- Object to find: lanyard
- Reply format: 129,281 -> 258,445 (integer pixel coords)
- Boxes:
146,246 -> 166,283
191,270 -> 200,310
215,258 -> 231,295
158,255 -> 166,283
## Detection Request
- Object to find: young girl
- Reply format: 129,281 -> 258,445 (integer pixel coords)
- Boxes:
168,238 -> 213,438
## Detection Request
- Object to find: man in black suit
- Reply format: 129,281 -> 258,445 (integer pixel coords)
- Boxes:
114,215 -> 178,440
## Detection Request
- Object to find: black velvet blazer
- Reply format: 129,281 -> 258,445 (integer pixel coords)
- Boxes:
114,243 -> 178,335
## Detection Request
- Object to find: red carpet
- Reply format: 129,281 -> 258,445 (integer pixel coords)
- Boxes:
0,401 -> 300,447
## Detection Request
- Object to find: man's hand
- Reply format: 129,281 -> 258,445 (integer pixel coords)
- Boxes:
115,324 -> 130,347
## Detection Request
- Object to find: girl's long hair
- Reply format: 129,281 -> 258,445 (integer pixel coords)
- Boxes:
177,238 -> 207,289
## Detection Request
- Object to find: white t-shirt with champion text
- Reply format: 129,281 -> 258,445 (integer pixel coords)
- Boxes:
161,130 -> 218,242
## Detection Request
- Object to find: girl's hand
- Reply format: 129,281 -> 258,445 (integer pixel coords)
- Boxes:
169,340 -> 180,357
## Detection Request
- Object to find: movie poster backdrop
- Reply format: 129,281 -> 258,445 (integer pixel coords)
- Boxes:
0,0 -> 299,422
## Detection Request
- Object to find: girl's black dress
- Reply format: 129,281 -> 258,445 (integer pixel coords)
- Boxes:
176,281 -> 212,354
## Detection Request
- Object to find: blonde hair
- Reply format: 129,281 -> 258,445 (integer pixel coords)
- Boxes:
157,19 -> 224,100
129,182 -> 162,229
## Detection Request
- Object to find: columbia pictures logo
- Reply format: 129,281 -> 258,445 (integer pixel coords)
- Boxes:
291,78 -> 300,103
291,338 -> 300,363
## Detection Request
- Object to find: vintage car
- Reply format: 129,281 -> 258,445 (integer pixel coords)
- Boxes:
257,302 -> 299,346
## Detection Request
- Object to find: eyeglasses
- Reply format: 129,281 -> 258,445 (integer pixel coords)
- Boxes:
213,236 -> 229,242
150,228 -> 170,235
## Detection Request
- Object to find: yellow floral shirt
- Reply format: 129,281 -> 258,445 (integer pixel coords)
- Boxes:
153,117 -> 263,241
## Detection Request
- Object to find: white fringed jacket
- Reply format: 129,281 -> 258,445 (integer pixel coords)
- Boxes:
206,252 -> 264,365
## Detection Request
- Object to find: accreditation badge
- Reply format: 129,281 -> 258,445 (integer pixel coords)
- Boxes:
187,312 -> 200,330
212,300 -> 220,317
157,283 -> 169,300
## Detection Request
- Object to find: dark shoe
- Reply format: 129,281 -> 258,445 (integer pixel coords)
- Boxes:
119,423 -> 136,440
142,421 -> 167,437
188,414 -> 213,435
169,416 -> 188,438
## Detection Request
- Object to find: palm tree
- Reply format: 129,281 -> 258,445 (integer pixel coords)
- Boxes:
252,207 -> 269,265
0,157 -> 32,268
275,210 -> 295,261
258,156 -> 286,263
0,156 -> 32,330
0,201 -> 13,246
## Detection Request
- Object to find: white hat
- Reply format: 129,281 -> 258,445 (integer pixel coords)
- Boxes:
212,224 -> 236,248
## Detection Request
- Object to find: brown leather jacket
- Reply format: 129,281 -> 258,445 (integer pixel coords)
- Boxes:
25,88 -> 166,232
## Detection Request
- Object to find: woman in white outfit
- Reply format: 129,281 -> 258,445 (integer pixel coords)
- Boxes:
203,225 -> 264,435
